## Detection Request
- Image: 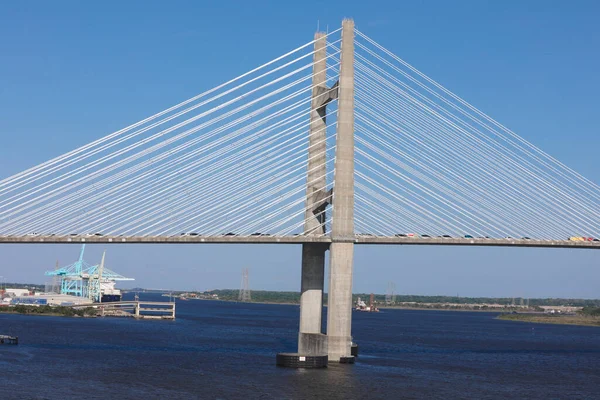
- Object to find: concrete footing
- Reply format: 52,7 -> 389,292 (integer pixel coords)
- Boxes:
276,353 -> 328,368
299,244 -> 326,337
325,333 -> 353,362
298,332 -> 328,356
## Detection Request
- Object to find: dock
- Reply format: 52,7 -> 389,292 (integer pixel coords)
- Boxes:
73,301 -> 176,319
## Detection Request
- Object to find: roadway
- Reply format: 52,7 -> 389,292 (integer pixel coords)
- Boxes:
0,235 -> 599,249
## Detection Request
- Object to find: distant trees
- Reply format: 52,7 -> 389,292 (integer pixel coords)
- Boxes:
580,307 -> 600,316
201,290 -> 600,308
208,289 -> 301,303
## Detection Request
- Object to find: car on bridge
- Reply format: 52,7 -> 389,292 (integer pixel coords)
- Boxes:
464,235 -> 473,239
569,236 -> 585,241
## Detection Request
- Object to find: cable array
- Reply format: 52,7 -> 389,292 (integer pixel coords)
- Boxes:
353,30 -> 600,240
3,26 -> 595,242
0,30 -> 341,237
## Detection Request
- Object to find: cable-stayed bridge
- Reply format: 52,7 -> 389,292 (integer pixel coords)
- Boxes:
1,20 -> 599,363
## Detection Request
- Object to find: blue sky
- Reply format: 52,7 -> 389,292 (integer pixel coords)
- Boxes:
1,1 -> 599,298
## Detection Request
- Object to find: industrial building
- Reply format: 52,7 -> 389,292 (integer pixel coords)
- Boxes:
11,293 -> 92,306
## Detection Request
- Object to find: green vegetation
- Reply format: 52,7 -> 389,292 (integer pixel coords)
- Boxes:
205,289 -> 301,304
498,312 -> 600,327
357,294 -> 600,308
0,305 -> 97,317
6,283 -> 600,310
182,289 -> 600,308
1,282 -> 45,292
580,307 -> 600,316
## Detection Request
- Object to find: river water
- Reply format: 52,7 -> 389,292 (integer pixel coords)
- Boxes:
1,294 -> 599,399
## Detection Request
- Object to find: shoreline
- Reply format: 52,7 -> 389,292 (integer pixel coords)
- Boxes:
1,298 -> 594,321
497,313 -> 600,327
0,311 -> 91,318
180,298 -> 513,312
380,306 -> 505,313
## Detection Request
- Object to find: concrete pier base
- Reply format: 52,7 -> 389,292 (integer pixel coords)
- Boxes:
298,332 -> 328,356
351,342 -> 358,357
298,244 -> 326,338
326,242 -> 354,362
298,244 -> 327,356
276,353 -> 328,368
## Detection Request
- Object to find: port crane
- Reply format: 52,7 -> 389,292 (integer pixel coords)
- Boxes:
44,244 -> 133,302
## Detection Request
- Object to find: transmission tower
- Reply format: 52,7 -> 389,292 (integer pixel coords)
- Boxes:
239,268 -> 251,302
385,281 -> 396,305
45,260 -> 61,293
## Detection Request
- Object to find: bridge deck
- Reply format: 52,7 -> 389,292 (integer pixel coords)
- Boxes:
1,235 -> 599,249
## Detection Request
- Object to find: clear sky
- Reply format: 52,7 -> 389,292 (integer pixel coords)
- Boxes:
1,0 -> 599,298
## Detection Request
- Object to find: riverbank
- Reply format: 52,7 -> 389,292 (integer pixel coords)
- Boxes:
498,313 -> 600,327
0,305 -> 96,318
380,305 -> 505,312
147,288 -> 600,309
191,298 -> 510,311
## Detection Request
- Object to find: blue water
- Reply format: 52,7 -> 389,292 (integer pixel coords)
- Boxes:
1,294 -> 599,399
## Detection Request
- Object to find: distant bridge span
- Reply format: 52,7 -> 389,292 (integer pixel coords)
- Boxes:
1,235 -> 599,250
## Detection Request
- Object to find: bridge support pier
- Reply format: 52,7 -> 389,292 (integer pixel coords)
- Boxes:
298,244 -> 328,355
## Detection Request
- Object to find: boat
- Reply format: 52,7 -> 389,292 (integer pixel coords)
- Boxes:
0,335 -> 18,345
100,280 -> 123,302
354,294 -> 380,312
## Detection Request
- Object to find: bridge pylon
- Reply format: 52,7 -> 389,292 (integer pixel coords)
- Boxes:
288,18 -> 356,366
326,18 -> 356,363
297,31 -> 330,357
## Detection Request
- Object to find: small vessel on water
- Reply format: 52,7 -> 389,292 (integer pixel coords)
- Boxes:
355,294 -> 380,312
0,335 -> 18,345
